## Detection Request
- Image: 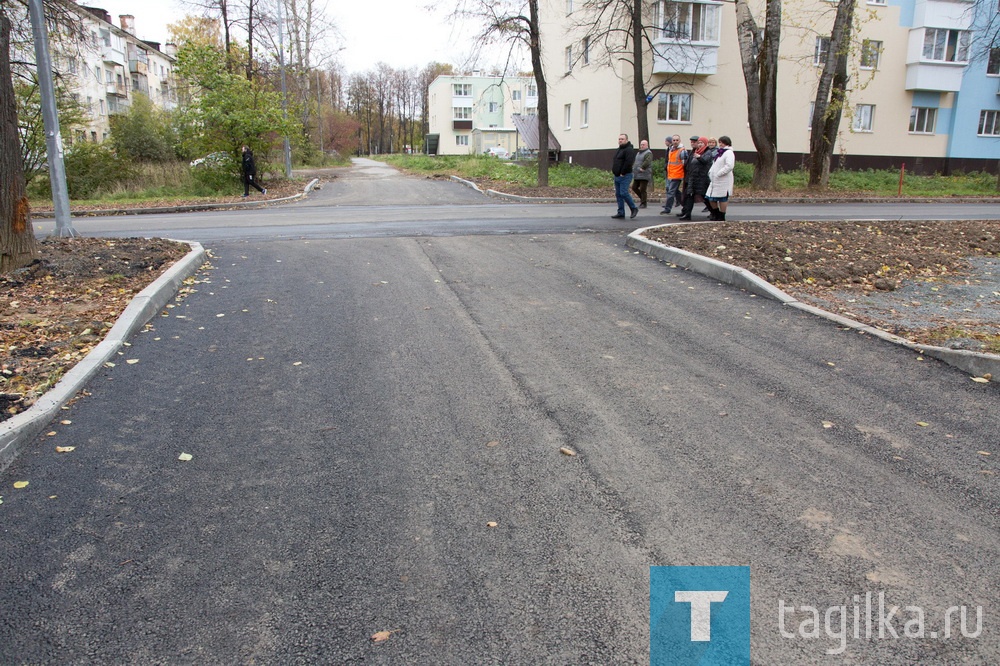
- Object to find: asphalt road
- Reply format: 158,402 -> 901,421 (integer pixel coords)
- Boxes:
4,160 -> 999,663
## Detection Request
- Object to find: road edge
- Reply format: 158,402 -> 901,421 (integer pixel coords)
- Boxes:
0,241 -> 207,474
626,224 -> 1000,380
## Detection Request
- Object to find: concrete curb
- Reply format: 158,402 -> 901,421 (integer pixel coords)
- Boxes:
0,241 -> 208,474
626,224 -> 1000,379
32,179 -> 322,218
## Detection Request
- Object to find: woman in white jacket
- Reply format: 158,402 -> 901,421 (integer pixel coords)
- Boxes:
705,136 -> 735,221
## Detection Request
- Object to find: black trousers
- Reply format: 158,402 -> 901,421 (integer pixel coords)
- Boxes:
631,178 -> 650,205
244,173 -> 265,195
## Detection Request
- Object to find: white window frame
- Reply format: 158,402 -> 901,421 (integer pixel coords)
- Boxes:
452,83 -> 473,97
564,103 -> 572,130
452,106 -> 472,120
860,39 -> 882,70
456,135 -> 469,146
909,107 -> 937,134
808,102 -> 815,130
488,102 -> 499,113
657,92 -> 692,122
583,37 -> 591,65
852,104 -> 875,132
565,45 -> 573,73
656,1 -> 720,43
922,28 -> 970,63
814,37 -> 831,66
527,83 -> 538,99
988,47 -> 1000,76
867,0 -> 886,5
512,89 -> 522,101
580,99 -> 589,127
978,110 -> 1000,136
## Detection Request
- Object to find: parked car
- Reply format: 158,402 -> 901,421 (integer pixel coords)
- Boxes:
189,152 -> 230,168
485,146 -> 510,159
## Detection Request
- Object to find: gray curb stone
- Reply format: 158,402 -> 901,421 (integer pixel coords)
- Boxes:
626,224 -> 1000,380
0,241 -> 207,474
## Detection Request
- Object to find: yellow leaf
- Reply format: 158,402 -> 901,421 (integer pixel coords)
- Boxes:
126,359 -> 139,365
822,421 -> 834,429
486,521 -> 498,528
971,377 -> 990,384
55,446 -> 76,453
486,440 -> 500,447
559,447 -> 577,456
178,452 -> 193,461
47,431 -> 57,437
60,420 -> 72,425
293,361 -> 302,366
977,451 -> 991,456
916,422 -> 929,427
13,481 -> 28,489
371,630 -> 394,643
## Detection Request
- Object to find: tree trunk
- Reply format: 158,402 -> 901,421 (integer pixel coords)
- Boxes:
529,0 -> 549,187
735,0 -> 779,189
808,0 -> 855,188
631,0 -> 648,142
0,9 -> 38,273
245,0 -> 255,80
220,0 -> 232,73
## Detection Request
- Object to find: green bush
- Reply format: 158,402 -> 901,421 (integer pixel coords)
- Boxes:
733,161 -> 754,187
63,142 -> 134,199
190,152 -> 240,194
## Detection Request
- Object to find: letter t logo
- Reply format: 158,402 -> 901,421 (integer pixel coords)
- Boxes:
675,590 -> 729,641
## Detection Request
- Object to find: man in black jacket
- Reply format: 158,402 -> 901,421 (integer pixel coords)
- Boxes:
241,145 -> 267,197
611,134 -> 639,219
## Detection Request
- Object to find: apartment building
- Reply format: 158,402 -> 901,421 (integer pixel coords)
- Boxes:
539,0 -> 1000,173
426,74 -> 538,155
15,4 -> 177,144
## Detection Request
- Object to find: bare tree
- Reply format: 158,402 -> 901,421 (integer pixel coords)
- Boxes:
807,0 -> 856,188
735,0 -> 780,188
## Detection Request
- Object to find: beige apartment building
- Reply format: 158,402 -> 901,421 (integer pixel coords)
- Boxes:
426,74 -> 539,155
539,0 -> 1000,172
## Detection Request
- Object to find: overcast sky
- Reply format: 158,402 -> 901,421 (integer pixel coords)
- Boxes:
79,0 -> 486,74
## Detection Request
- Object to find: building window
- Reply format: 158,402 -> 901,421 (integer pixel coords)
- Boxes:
583,36 -> 590,65
512,89 -> 522,101
565,45 -> 573,73
988,48 -> 1000,76
99,99 -> 106,116
808,102 -> 814,130
68,57 -> 78,75
453,107 -> 472,119
909,107 -> 936,134
979,110 -> 1000,136
860,40 -> 881,69
581,99 -> 589,127
566,0 -> 573,13
868,0 -> 885,5
657,1 -> 720,42
527,83 -> 537,99
456,135 -> 469,146
657,92 -> 692,122
814,37 -> 830,66
564,103 -> 572,130
852,104 -> 875,132
922,28 -> 970,63
452,83 -> 472,97
489,102 -> 499,113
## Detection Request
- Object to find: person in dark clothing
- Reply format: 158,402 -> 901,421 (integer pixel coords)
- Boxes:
241,145 -> 267,197
677,137 -> 711,220
611,133 -> 639,220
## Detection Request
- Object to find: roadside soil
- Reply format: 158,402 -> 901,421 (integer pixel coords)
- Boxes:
3,185 -> 998,422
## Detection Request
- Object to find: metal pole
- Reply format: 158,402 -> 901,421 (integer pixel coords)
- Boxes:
28,0 -> 77,237
276,0 -> 292,178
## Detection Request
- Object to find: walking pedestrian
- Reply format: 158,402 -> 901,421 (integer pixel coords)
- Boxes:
631,139 -> 653,208
611,133 -> 638,219
706,135 -> 735,221
241,145 -> 267,197
702,138 -> 719,211
661,134 -> 687,215
677,137 -> 712,221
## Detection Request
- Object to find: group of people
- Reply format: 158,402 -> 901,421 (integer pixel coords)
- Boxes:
611,133 -> 734,222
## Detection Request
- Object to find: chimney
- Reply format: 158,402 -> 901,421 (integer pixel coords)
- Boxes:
119,15 -> 135,35
165,43 -> 178,59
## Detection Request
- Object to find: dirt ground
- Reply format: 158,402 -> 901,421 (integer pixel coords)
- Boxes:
3,199 -> 998,423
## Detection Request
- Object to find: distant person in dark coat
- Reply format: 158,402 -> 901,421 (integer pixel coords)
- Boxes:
241,145 -> 267,197
677,137 -> 711,220
631,139 -> 653,208
611,133 -> 638,220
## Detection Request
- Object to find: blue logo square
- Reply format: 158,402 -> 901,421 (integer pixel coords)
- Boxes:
650,566 -> 750,666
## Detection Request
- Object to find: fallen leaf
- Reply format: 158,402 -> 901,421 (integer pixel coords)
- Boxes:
60,420 -> 72,425
178,452 -> 193,461
977,451 -> 991,456
47,431 -> 57,437
916,422 -> 930,427
217,313 -> 225,317
486,521 -> 498,528
126,359 -> 139,365
486,440 -> 500,447
293,361 -> 302,366
13,481 -> 29,489
822,421 -> 834,429
371,630 -> 394,643
971,377 -> 990,384
559,447 -> 577,456
55,446 -> 76,453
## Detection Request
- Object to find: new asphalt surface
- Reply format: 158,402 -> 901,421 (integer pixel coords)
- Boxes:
2,160 -> 998,663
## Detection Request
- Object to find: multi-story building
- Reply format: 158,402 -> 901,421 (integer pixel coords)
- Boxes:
426,73 -> 538,155
15,4 -> 177,144
538,0 -> 1000,173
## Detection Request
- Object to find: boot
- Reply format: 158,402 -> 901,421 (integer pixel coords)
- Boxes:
718,211 -> 726,221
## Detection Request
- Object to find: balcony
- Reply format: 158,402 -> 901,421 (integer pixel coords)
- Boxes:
453,120 -> 473,130
105,82 -> 128,97
129,59 -> 148,74
652,41 -> 718,76
904,61 -> 964,92
102,44 -> 126,66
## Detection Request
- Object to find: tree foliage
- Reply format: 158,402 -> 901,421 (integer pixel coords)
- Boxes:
15,78 -> 88,185
109,93 -> 176,163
